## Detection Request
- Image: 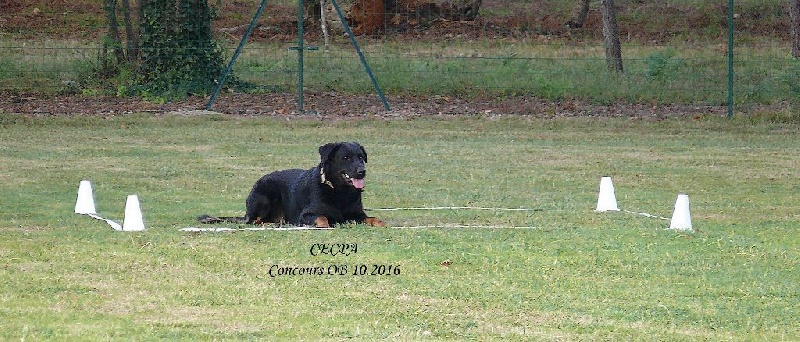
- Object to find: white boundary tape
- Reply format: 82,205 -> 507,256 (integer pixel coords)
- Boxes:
182,226 -> 334,232
180,225 -> 538,232
388,225 -> 539,229
180,206 -> 666,232
84,213 -> 123,231
622,209 -> 669,221
367,206 -> 540,211
370,206 -> 666,221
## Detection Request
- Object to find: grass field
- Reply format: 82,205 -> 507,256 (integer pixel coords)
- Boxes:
2,0 -> 798,109
0,113 -> 798,340
2,38 -> 798,107
238,41 -> 800,106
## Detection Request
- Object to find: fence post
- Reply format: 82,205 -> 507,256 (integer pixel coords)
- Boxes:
297,0 -> 305,112
206,0 -> 269,110
727,0 -> 734,118
329,0 -> 391,110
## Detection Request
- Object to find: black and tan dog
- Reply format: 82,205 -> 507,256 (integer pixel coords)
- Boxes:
199,142 -> 385,228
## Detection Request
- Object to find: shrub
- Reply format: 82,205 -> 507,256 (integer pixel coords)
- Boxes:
103,0 -> 226,99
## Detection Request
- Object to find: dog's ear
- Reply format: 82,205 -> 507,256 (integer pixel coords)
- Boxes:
358,143 -> 368,163
318,142 -> 342,164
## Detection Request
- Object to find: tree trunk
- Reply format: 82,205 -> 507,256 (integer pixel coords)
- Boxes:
103,0 -> 125,62
440,0 -> 482,21
790,0 -> 800,58
600,0 -> 623,72
345,0 -> 482,35
121,0 -> 138,61
304,0 -> 320,21
566,0 -> 591,28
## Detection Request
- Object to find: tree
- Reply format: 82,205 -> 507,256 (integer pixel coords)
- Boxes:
600,0 -> 623,72
102,0 -> 226,98
102,0 -> 138,66
120,0 -> 138,62
440,0 -> 483,21
310,0 -> 483,36
790,0 -> 800,58
565,0 -> 623,72
102,0 -> 125,64
566,0 -> 591,28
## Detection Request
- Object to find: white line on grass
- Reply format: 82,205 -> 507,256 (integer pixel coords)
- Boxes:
84,213 -> 123,231
623,209 -> 670,220
180,225 -> 539,232
179,207 -> 666,232
366,206 -> 541,211
181,226 -> 335,232
387,225 -> 540,229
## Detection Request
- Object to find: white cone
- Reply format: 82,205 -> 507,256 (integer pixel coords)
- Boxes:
668,194 -> 692,231
595,176 -> 620,212
74,180 -> 97,214
122,195 -> 145,231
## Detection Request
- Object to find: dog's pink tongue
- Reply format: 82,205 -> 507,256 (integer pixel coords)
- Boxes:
351,178 -> 365,189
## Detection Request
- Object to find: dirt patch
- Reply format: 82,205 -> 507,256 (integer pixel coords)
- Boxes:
2,0 -> 789,43
0,92 -> 728,119
0,1 -> 786,119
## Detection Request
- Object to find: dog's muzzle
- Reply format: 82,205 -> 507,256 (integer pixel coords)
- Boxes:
343,172 -> 366,190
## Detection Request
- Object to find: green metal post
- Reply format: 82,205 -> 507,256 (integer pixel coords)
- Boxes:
206,0 -> 269,110
329,0 -> 390,110
297,0 -> 305,112
727,0 -> 734,118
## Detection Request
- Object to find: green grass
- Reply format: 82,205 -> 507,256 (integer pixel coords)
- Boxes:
0,40 -> 99,94
235,40 -> 800,105
2,0 -> 795,104
2,37 -> 799,107
0,113 -> 798,340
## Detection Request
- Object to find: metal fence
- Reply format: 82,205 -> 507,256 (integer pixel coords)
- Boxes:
0,0 -> 797,115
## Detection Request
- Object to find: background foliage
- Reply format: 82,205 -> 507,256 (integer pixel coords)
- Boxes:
0,0 -> 797,112
111,0 -> 226,99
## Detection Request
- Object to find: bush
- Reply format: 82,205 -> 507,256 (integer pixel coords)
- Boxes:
114,0 -> 226,99
645,48 -> 683,79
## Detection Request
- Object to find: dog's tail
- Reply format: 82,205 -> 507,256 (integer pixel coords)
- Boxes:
198,214 -> 247,224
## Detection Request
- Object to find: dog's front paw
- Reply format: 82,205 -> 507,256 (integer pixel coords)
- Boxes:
314,216 -> 331,228
364,217 -> 387,227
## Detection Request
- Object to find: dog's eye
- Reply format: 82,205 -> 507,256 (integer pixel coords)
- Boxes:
343,156 -> 351,161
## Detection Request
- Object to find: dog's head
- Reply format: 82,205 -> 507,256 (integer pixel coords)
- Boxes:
319,142 -> 368,190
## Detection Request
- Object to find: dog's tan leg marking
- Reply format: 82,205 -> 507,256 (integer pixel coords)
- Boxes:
364,217 -> 387,227
314,216 -> 330,228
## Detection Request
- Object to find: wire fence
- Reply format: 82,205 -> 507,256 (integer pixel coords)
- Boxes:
0,0 -> 797,115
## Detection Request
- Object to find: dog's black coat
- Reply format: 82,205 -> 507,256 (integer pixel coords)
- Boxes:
199,142 -> 384,228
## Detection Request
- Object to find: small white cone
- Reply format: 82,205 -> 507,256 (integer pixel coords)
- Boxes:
122,195 -> 146,231
595,176 -> 620,212
668,194 -> 692,231
74,180 -> 97,215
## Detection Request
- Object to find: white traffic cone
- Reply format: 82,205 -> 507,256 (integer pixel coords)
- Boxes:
668,194 -> 692,231
122,195 -> 145,231
595,176 -> 620,212
74,180 -> 97,215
